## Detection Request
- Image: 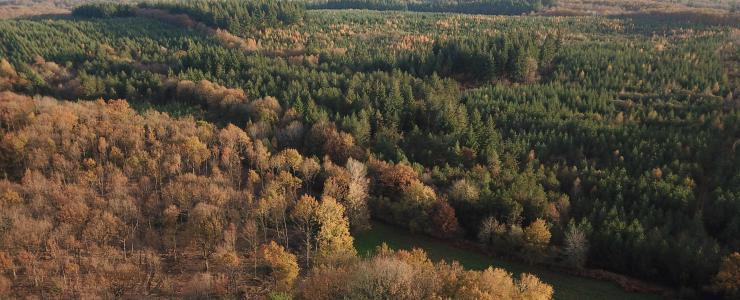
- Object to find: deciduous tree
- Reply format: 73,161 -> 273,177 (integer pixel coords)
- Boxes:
260,241 -> 299,292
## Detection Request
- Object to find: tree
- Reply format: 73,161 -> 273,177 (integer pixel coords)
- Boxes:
162,205 -> 181,256
368,158 -> 417,194
430,201 -> 459,238
523,219 -> 550,263
134,249 -> 164,295
263,171 -> 302,247
710,252 -> 740,299
82,210 -> 120,246
478,216 -> 506,246
183,136 -> 210,173
189,203 -> 223,271
449,179 -> 480,203
0,59 -> 19,91
563,221 -> 588,269
514,53 -> 538,83
299,247 -> 554,300
299,157 -> 321,187
308,122 -> 359,163
344,158 -> 371,231
517,273 -> 554,300
291,195 -> 320,267
218,124 -> 252,187
241,218 -> 260,276
260,241 -> 299,292
315,196 -> 357,266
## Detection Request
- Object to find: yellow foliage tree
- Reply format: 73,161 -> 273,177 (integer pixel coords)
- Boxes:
260,241 -> 299,292
315,196 -> 357,266
523,219 -> 551,262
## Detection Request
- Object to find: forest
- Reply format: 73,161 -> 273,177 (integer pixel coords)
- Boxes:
0,0 -> 738,299
304,0 -> 556,15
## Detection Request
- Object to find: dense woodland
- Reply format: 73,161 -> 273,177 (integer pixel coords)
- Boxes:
304,0 -> 556,15
0,0 -> 739,299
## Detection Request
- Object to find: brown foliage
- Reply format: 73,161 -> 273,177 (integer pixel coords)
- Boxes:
0,59 -> 27,91
0,93 -> 263,297
710,252 -> 740,299
307,122 -> 362,164
260,241 -> 299,292
367,157 -> 418,194
0,3 -> 68,19
299,246 -> 553,300
0,275 -> 10,296
430,200 -> 459,239
170,79 -> 249,109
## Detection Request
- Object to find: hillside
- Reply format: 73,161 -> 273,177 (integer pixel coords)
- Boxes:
0,0 -> 738,299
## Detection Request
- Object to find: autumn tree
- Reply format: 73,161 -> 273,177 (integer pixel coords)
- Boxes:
449,179 -> 480,203
307,122 -> 359,164
241,217 -> 260,276
260,241 -> 299,292
299,246 -> 554,300
189,202 -> 224,271
345,158 -> 371,231
217,124 -> 252,188
322,158 -> 370,232
523,219 -> 551,263
291,195 -> 320,267
162,205 -> 181,255
517,273 -> 554,300
478,216 -> 506,244
261,171 -> 302,247
563,221 -> 588,269
298,156 -> 321,187
430,200 -> 459,238
315,196 -> 357,266
182,136 -> 210,173
710,252 -> 740,299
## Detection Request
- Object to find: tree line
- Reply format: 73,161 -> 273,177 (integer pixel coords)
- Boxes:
305,0 -> 556,15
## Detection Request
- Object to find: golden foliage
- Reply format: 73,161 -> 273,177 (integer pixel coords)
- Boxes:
261,241 -> 299,292
315,196 -> 357,267
299,246 -> 553,300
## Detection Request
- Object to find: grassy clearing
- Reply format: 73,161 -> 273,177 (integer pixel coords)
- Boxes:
354,221 -> 661,300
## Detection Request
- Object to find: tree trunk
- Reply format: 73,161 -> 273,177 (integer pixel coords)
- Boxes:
253,246 -> 258,276
203,246 -> 209,272
283,214 -> 289,248
305,238 -> 311,268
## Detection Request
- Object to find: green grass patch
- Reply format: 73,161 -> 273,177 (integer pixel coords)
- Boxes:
354,221 -> 660,300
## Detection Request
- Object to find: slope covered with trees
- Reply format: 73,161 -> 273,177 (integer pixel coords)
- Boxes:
0,0 -> 738,298
0,90 -> 555,298
305,0 -> 556,15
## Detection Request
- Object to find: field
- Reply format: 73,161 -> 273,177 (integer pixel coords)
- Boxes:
355,221 -> 660,300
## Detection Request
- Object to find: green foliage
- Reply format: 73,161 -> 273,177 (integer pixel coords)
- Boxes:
304,0 -> 555,15
72,2 -> 136,18
0,7 -> 737,295
140,0 -> 305,32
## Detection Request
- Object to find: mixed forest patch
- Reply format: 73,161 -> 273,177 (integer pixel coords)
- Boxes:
0,0 -> 738,299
